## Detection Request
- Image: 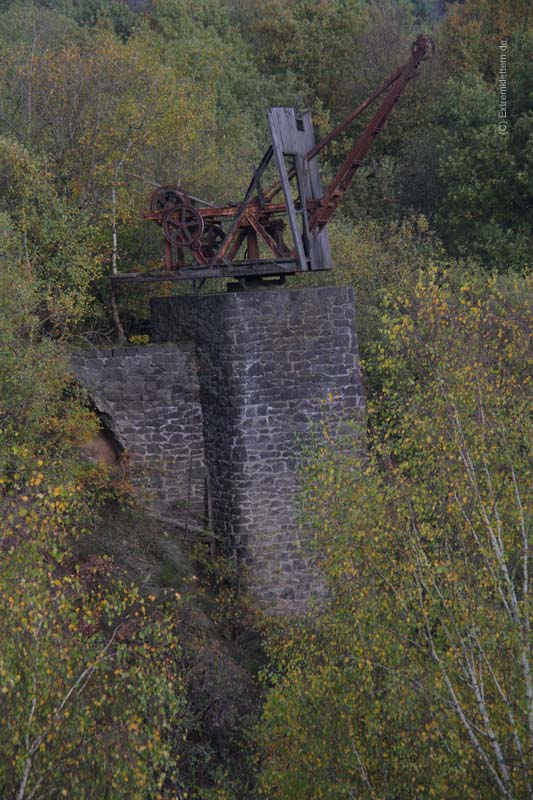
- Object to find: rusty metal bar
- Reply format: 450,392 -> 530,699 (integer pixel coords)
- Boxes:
309,35 -> 433,231
262,65 -> 405,203
143,202 -> 294,222
215,145 -> 273,263
246,212 -> 285,258
306,65 -> 405,161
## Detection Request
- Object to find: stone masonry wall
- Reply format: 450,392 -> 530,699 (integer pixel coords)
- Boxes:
152,286 -> 365,614
71,343 -> 205,518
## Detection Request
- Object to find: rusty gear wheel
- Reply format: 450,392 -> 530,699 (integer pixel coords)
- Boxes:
162,204 -> 204,247
201,223 -> 225,256
150,185 -> 187,213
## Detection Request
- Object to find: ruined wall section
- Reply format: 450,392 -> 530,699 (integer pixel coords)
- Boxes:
70,343 -> 206,518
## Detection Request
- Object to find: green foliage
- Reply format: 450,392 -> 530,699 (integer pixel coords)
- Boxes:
425,2 -> 533,270
193,542 -> 260,642
0,216 -> 96,481
440,0 -> 533,78
0,471 -> 191,799
231,0 -> 417,120
258,271 -> 532,799
434,72 -> 533,271
71,0 -> 139,41
0,138 -> 102,331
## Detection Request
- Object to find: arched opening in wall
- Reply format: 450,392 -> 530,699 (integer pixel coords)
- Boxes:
79,405 -> 124,468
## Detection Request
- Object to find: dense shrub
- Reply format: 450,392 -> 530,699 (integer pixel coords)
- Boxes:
258,271 -> 532,799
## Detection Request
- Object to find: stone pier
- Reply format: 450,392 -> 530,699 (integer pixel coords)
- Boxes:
151,285 -> 365,612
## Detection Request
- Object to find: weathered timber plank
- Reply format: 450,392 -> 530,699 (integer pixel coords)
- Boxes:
111,259 -> 314,284
267,108 -> 332,272
301,113 -> 332,270
268,108 -> 308,271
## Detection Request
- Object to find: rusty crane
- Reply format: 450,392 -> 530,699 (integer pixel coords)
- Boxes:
114,35 -> 435,290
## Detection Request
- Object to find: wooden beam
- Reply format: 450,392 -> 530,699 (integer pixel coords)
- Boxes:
111,259 -> 309,284
268,108 -> 308,271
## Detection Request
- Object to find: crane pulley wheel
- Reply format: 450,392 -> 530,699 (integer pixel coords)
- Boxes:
412,36 -> 435,60
162,204 -> 204,247
149,185 -> 187,213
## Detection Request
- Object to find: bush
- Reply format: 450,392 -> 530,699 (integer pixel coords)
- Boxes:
258,270 -> 532,799
0,458 -> 194,799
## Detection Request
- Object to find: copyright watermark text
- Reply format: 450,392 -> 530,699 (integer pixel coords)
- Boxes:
498,38 -> 508,134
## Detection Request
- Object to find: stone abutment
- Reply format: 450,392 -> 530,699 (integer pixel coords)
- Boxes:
72,286 -> 365,614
